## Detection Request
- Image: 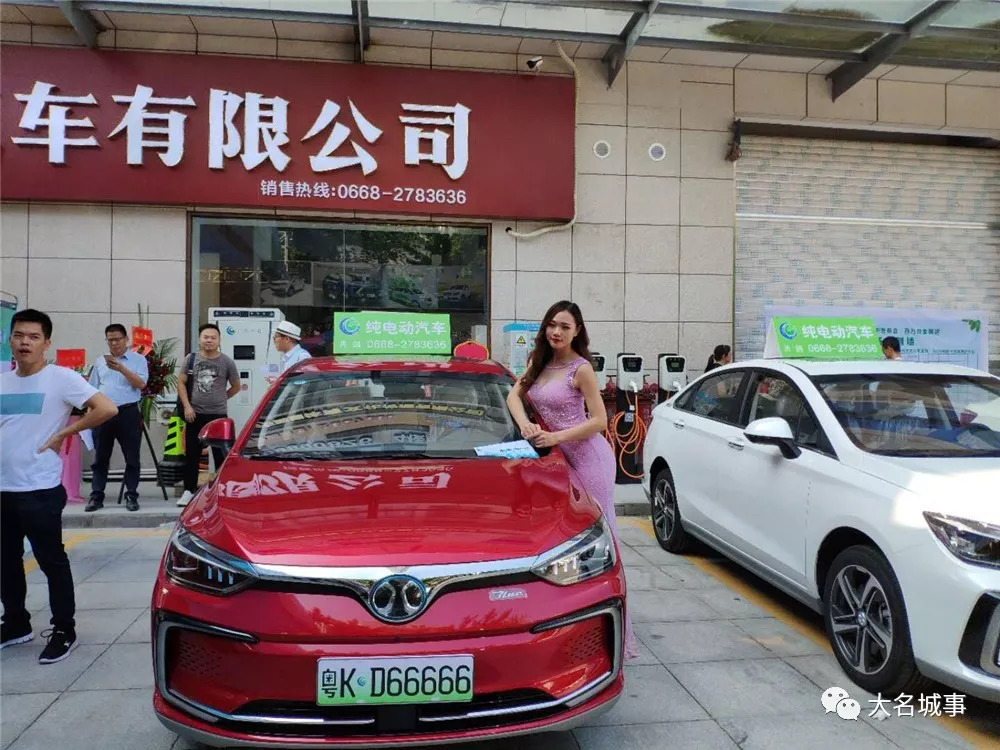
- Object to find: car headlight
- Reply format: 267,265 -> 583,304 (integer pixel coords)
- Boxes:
164,526 -> 258,595
924,513 -> 1000,570
531,519 -> 617,586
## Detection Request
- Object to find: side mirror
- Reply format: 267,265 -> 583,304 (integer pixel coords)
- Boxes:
199,417 -> 236,454
744,417 -> 801,459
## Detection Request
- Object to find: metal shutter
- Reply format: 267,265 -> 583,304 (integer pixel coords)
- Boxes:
735,136 -> 1000,373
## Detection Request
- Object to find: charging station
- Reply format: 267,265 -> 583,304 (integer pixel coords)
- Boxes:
657,353 -> 688,403
591,352 -> 607,391
208,307 -> 285,434
607,352 -> 645,484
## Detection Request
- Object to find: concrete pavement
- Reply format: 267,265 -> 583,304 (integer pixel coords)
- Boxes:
4,521 -> 994,750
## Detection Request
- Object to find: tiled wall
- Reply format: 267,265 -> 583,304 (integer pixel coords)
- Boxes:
1,27 -> 998,380
0,203 -> 189,366
485,59 -> 740,383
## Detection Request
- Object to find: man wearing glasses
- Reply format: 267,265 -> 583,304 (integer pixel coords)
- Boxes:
85,324 -> 148,513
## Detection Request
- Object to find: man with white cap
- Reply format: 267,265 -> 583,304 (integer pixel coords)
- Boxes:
273,321 -> 311,372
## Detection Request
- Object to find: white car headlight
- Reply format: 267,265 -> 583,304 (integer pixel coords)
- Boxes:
164,526 -> 258,595
924,513 -> 1000,570
531,519 -> 617,585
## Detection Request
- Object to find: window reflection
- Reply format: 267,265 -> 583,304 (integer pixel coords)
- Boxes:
193,218 -> 489,355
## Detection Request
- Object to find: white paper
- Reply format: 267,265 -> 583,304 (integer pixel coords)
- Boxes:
474,440 -> 539,459
80,429 -> 94,451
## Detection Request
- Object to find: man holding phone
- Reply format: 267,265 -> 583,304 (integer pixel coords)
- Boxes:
85,324 -> 148,513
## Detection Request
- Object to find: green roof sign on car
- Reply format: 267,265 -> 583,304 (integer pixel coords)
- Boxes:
766,316 -> 882,360
334,311 -> 452,355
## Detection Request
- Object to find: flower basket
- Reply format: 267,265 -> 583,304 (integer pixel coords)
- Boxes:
135,304 -> 179,426
140,338 -> 179,426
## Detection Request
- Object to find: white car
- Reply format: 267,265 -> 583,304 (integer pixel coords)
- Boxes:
642,358 -> 1000,703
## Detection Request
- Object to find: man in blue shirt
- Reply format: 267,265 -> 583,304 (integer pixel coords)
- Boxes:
85,324 -> 148,512
273,320 -> 311,372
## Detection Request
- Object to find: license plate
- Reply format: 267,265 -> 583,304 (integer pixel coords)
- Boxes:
317,655 -> 474,706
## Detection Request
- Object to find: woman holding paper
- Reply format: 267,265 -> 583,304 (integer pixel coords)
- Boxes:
506,300 -> 640,661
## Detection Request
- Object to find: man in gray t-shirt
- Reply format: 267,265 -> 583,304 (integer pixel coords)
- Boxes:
176,323 -> 241,506
190,352 -> 239,415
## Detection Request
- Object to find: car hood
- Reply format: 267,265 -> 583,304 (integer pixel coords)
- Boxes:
182,453 -> 601,567
860,454 -> 1000,523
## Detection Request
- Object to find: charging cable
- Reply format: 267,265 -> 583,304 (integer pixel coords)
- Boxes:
605,387 -> 647,480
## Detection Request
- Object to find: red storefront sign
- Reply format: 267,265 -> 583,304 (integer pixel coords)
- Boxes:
55,349 -> 87,371
131,326 -> 154,356
0,46 -> 574,221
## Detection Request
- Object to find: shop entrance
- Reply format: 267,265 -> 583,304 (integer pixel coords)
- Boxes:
191,218 -> 490,356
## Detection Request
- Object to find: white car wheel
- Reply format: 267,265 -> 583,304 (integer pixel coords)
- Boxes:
823,545 -> 930,697
650,469 -> 691,554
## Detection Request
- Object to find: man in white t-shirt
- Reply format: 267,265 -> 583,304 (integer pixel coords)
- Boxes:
0,309 -> 117,664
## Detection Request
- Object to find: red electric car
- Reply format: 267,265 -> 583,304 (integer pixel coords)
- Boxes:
152,355 -> 626,748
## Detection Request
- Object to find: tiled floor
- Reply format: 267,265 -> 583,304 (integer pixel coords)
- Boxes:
1,523 -> 988,750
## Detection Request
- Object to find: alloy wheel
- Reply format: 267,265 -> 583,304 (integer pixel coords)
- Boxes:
829,564 -> 894,675
651,478 -> 675,541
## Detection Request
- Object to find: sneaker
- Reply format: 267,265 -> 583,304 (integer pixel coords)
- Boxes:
125,495 -> 140,512
0,623 -> 33,649
176,490 -> 194,507
84,497 -> 103,513
38,629 -> 77,665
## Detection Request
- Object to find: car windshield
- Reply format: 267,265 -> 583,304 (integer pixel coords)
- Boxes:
241,370 -> 523,460
813,374 -> 1000,458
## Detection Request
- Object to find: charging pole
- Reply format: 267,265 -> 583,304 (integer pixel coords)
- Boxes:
591,352 -> 607,391
610,352 -> 644,484
657,353 -> 688,403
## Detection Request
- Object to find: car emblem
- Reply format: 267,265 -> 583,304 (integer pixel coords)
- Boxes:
489,588 -> 527,602
368,575 -> 428,623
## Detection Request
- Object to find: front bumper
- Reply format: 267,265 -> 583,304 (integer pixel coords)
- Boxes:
152,590 -> 625,747
894,541 -> 1000,704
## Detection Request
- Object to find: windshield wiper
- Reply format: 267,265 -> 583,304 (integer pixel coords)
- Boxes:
243,450 -> 343,461
339,449 -> 470,460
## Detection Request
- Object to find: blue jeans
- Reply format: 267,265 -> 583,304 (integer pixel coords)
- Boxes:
1,485 -> 75,632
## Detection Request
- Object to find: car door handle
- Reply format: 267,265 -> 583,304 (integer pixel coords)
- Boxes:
673,420 -> 685,429
727,440 -> 745,451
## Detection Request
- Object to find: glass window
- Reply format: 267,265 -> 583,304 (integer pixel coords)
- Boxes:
191,217 -> 489,355
749,374 -> 831,454
242,370 -> 519,459
676,371 -> 746,425
814,374 -> 1000,457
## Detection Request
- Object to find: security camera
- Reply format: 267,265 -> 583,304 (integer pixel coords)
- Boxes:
525,56 -> 543,71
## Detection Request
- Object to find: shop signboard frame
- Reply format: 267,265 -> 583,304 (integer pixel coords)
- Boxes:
1,46 -> 575,222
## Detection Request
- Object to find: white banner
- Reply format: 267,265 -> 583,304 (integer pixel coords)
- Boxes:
763,305 -> 990,372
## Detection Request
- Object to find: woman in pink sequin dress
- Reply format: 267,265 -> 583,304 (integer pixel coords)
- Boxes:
506,300 -> 640,662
